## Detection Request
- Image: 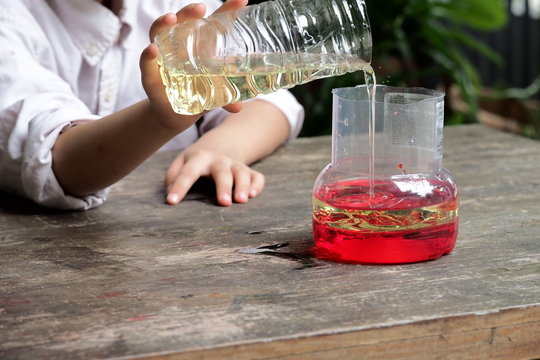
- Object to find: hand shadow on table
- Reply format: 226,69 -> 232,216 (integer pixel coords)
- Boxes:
0,177 -> 219,215
178,177 -> 218,204
0,175 -> 261,216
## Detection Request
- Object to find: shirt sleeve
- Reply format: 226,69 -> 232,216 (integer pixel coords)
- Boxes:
199,89 -> 305,142
0,7 -> 110,210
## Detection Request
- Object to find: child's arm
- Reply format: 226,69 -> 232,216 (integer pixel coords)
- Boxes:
51,99 -> 203,197
51,1 -> 246,199
164,99 -> 293,206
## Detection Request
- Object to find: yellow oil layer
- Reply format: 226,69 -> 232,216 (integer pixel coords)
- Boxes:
313,196 -> 459,233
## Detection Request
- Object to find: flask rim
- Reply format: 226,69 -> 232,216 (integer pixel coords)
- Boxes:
332,85 -> 445,104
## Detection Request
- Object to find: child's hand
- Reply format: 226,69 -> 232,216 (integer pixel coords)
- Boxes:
165,148 -> 265,206
140,0 -> 248,130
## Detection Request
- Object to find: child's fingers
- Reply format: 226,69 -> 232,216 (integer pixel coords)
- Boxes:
139,43 -> 161,88
166,154 -> 209,205
214,0 -> 249,14
148,13 -> 177,42
232,166 -> 251,203
211,166 -> 234,206
249,171 -> 265,198
175,3 -> 207,23
166,169 -> 203,205
223,102 -> 243,113
149,3 -> 206,43
165,154 -> 185,188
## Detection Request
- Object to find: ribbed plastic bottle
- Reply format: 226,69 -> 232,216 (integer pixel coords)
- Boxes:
154,0 -> 372,114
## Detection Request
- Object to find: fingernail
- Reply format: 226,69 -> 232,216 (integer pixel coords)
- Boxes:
159,13 -> 174,21
221,193 -> 231,204
190,3 -> 205,11
249,188 -> 257,197
237,191 -> 248,202
167,193 -> 179,204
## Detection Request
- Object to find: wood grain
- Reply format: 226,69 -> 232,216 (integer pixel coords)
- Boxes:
0,125 -> 539,359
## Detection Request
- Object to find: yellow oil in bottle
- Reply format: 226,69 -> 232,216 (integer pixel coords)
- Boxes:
157,57 -> 372,115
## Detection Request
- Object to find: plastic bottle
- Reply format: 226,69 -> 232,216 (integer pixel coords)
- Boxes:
154,0 -> 372,114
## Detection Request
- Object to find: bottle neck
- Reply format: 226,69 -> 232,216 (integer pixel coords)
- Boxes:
331,85 -> 445,176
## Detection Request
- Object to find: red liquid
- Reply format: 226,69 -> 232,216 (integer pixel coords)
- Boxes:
313,178 -> 458,264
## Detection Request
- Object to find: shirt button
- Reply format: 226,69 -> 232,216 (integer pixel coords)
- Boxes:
103,89 -> 113,103
86,43 -> 98,57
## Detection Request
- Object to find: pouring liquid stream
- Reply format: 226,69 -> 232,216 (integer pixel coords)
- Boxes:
363,67 -> 377,200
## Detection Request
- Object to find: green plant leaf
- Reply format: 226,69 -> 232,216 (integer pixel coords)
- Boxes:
436,0 -> 508,30
423,21 -> 504,65
444,28 -> 503,65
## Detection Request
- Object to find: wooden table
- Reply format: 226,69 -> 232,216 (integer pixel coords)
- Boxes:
1,124 -> 539,359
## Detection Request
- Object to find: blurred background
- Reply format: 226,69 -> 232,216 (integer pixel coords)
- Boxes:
252,0 -> 540,140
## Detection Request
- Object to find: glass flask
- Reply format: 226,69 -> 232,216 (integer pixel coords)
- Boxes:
154,0 -> 372,114
312,85 -> 459,264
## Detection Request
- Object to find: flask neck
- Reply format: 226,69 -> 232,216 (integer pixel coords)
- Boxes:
331,85 -> 445,176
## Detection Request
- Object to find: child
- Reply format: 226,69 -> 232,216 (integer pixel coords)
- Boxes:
0,0 -> 304,210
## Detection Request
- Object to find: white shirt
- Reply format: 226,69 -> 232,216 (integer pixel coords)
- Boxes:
0,0 -> 304,210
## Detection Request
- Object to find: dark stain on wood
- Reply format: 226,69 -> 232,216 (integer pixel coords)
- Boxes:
237,242 -> 322,270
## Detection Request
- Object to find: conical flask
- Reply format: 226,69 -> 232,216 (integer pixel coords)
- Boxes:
312,85 -> 459,264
